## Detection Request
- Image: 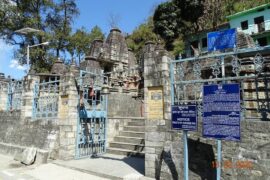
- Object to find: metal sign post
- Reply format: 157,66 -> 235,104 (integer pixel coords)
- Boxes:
171,61 -> 198,180
170,38 -> 267,180
183,130 -> 188,180
203,83 -> 241,178
217,56 -> 225,180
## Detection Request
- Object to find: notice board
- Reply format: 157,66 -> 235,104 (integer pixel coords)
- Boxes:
203,83 -> 241,141
147,86 -> 164,120
171,104 -> 197,131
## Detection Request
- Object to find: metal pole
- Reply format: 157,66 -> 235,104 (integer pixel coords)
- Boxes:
217,56 -> 225,180
27,45 -> 30,73
170,62 -> 175,104
217,140 -> 221,180
183,130 -> 189,180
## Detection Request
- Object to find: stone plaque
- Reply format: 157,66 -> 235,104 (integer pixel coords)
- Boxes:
59,95 -> 69,118
147,86 -> 164,120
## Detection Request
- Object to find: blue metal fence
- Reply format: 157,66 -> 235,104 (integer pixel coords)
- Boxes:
171,46 -> 270,121
33,76 -> 60,118
7,80 -> 23,111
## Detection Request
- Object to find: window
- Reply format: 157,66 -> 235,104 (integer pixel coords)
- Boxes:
257,37 -> 267,46
254,16 -> 264,24
241,20 -> 248,30
254,16 -> 265,32
202,38 -> 207,48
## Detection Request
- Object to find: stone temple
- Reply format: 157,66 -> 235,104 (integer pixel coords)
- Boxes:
0,27 -> 270,180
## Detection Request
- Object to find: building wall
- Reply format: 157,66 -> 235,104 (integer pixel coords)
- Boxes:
154,120 -> 270,180
229,9 -> 270,35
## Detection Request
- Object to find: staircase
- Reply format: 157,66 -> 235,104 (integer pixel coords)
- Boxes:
106,118 -> 145,158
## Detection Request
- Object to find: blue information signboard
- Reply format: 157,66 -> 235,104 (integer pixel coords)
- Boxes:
203,84 -> 241,141
207,28 -> 236,51
172,104 -> 197,131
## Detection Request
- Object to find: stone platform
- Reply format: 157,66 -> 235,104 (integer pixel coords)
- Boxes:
53,153 -> 151,180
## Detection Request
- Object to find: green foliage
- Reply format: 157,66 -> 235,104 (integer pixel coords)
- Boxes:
153,0 -> 205,50
152,0 -> 270,53
0,0 -> 79,73
230,0 -> 270,14
153,2 -> 181,50
67,26 -> 105,63
173,0 -> 205,23
88,25 -> 105,42
47,0 -> 79,57
126,17 -> 160,55
172,37 -> 184,57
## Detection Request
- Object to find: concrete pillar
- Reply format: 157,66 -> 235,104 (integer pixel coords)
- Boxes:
21,75 -> 40,120
143,42 -> 173,179
0,81 -> 8,111
58,73 -> 78,160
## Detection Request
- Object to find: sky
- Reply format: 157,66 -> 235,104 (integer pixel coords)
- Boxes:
0,0 -> 166,79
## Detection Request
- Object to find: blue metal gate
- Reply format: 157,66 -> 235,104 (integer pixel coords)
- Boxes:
75,70 -> 108,159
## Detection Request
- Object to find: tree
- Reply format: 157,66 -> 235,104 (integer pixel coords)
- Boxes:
153,0 -> 205,50
107,13 -> 121,29
67,26 -> 105,63
172,37 -> 184,57
153,2 -> 181,50
0,0 -> 79,73
47,0 -> 79,57
88,25 -> 105,43
126,17 -> 160,56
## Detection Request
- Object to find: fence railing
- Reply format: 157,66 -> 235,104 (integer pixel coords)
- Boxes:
0,81 -> 8,111
33,76 -> 61,118
0,80 -> 23,111
171,46 -> 270,121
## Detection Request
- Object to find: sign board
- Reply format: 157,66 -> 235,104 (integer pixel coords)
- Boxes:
203,83 -> 241,141
207,28 -> 236,51
172,104 -> 197,131
147,86 -> 164,120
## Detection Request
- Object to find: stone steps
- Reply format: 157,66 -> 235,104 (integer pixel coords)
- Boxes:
110,142 -> 144,151
119,131 -> 145,138
106,147 -> 145,158
108,118 -> 145,158
128,120 -> 145,126
124,126 -> 145,132
114,136 -> 145,144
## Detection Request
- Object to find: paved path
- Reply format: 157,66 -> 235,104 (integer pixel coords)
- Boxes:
24,163 -> 109,180
0,154 -> 109,180
0,153 -> 151,180
54,154 -> 145,180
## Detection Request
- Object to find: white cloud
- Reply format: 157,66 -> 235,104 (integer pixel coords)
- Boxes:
0,39 -> 13,53
0,39 -> 26,78
9,59 -> 27,71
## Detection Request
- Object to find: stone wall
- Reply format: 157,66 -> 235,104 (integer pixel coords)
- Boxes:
0,74 -> 79,161
108,92 -> 143,117
143,43 -> 270,179
0,111 -> 59,159
154,120 -> 270,180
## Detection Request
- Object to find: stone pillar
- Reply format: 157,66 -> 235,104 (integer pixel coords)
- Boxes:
21,75 -> 40,119
144,42 -> 173,179
0,81 -> 8,111
58,73 -> 78,160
